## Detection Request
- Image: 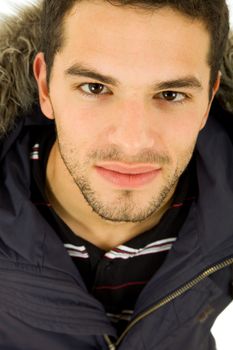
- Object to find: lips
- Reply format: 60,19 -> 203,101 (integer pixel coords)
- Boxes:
95,163 -> 160,188
97,163 -> 157,174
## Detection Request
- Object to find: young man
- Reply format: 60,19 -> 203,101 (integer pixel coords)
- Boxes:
0,0 -> 232,349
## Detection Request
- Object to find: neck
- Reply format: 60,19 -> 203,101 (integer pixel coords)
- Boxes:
46,141 -> 175,251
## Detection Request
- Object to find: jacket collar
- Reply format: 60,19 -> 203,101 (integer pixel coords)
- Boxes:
0,104 -> 232,315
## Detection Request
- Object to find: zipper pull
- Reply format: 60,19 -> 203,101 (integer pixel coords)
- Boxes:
104,335 -> 116,350
108,345 -> 116,350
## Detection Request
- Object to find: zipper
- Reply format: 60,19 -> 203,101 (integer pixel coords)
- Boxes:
104,257 -> 233,349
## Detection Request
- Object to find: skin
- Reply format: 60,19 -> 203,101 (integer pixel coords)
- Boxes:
33,1 -> 220,250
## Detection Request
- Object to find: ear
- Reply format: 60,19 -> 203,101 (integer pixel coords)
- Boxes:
211,71 -> 221,100
33,52 -> 54,120
200,71 -> 221,130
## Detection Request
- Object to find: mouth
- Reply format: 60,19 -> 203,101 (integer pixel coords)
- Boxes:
95,162 -> 161,188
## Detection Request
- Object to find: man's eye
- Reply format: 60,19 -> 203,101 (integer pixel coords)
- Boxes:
157,91 -> 187,103
79,83 -> 110,95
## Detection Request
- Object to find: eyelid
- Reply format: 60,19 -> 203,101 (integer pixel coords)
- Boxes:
76,82 -> 112,97
154,91 -> 190,103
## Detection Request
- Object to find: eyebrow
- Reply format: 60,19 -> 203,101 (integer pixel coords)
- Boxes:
156,77 -> 203,91
65,63 -> 203,91
65,63 -> 120,85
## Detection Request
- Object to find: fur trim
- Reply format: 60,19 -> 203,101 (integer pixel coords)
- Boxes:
0,3 -> 232,137
0,3 -> 41,136
217,33 -> 233,113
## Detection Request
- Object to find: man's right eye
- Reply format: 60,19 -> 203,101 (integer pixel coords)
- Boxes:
79,83 -> 111,96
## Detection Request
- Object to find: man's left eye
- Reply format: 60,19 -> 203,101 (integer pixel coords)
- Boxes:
158,91 -> 186,102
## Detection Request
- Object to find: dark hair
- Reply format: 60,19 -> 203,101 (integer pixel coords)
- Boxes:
40,0 -> 230,94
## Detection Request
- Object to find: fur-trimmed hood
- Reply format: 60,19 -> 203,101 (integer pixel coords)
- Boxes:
0,3 -> 233,137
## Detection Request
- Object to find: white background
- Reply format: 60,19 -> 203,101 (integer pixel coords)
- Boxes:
1,0 -> 233,349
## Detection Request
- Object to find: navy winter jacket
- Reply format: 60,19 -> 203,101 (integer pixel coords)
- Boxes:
0,103 -> 232,350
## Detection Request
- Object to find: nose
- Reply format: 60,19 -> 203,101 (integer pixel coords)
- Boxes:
109,100 -> 156,155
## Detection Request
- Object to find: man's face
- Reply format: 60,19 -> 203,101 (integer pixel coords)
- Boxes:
36,2 -> 218,223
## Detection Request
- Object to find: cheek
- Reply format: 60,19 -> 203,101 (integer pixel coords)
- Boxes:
54,104 -> 112,154
162,109 -> 206,162
167,121 -> 199,146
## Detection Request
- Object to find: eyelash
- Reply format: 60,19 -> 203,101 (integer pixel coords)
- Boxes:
75,82 -> 190,104
77,83 -> 111,99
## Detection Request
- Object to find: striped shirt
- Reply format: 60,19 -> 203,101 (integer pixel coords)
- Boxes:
29,126 -> 197,335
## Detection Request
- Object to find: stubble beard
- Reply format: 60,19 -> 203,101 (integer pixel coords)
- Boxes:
57,137 -> 194,223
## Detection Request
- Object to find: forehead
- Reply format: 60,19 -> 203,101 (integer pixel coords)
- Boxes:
57,1 -> 210,85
